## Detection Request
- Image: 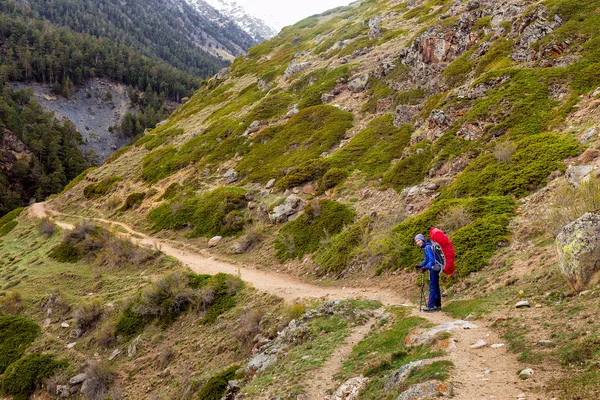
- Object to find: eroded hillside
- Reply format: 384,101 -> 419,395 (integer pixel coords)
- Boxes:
2,0 -> 600,399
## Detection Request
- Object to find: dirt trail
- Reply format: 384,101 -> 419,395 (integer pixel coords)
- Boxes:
30,202 -> 546,400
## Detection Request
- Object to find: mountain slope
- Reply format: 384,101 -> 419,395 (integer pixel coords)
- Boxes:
4,0 -> 600,398
189,0 -> 279,41
10,0 -> 256,73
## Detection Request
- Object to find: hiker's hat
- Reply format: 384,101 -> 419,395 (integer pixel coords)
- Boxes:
414,234 -> 425,242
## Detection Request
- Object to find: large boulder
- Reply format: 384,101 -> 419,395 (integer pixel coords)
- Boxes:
557,212 -> 600,292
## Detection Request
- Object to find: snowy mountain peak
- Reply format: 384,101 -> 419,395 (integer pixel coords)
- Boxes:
186,0 -> 278,42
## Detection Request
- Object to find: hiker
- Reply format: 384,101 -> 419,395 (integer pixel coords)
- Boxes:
414,233 -> 442,312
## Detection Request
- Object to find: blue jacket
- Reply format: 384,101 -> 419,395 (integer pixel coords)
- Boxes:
419,241 -> 441,271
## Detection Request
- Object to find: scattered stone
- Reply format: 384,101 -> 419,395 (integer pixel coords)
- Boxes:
519,368 -> 534,378
330,376 -> 369,400
286,104 -> 299,118
243,120 -> 262,137
128,334 -> 142,358
397,380 -> 452,399
69,373 -> 88,386
557,212 -> 600,291
284,60 -> 311,78
566,165 -> 594,186
269,196 -> 304,223
43,318 -> 51,328
368,16 -> 382,40
108,348 -> 121,361
470,339 -> 487,349
61,322 -> 70,328
347,73 -> 369,92
215,67 -> 230,80
222,380 -> 240,400
321,93 -> 336,103
517,393 -> 527,399
208,236 -> 223,247
393,104 -> 421,127
405,320 -> 478,347
67,342 -> 77,349
515,301 -> 531,308
579,290 -> 592,296
266,179 -> 276,189
56,385 -> 70,398
491,343 -> 505,349
384,360 -> 435,391
223,168 -> 238,183
537,340 -> 553,346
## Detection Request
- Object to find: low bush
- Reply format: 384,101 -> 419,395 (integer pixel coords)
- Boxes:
277,158 -> 329,189
275,200 -> 356,261
103,146 -> 131,164
160,182 -> 183,200
119,192 -> 146,212
199,273 -> 244,324
0,221 -> 18,237
294,66 -> 350,109
48,243 -> 82,263
0,291 -> 24,315
316,168 -> 348,193
73,300 -> 104,334
0,208 -> 23,228
245,92 -> 294,122
314,217 -> 371,275
38,218 -> 57,237
236,309 -> 265,349
81,361 -> 119,400
83,176 -> 122,199
196,365 -> 239,400
436,204 -> 474,234
156,347 -> 176,369
148,187 -> 248,238
1,353 -> 66,400
442,133 -> 580,199
382,143 -> 434,191
0,316 -> 41,373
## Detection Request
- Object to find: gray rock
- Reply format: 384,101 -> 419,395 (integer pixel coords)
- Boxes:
224,168 -> 238,183
56,384 -> 70,398
397,380 -> 452,399
266,179 -> 276,189
565,165 -> 594,185
215,67 -> 230,80
108,348 -> 121,360
384,360 -> 434,391
519,368 -> 534,378
515,301 -> 531,308
470,339 -> 487,349
284,61 -> 311,78
67,342 -> 77,349
368,16 -> 382,40
321,93 -> 336,103
348,73 -> 369,92
246,352 -> 278,375
331,376 -> 369,399
286,104 -> 299,118
221,379 -> 241,400
269,196 -> 304,223
61,322 -> 70,328
69,373 -> 88,386
557,212 -> 600,291
208,236 -> 223,247
405,320 -> 478,347
580,127 -> 598,143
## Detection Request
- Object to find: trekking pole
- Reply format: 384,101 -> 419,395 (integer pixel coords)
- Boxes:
419,270 -> 425,312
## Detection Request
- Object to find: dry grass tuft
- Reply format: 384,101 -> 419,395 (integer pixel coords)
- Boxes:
544,177 -> 600,236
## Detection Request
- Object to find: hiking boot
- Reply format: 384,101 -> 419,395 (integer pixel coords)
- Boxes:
422,307 -> 437,312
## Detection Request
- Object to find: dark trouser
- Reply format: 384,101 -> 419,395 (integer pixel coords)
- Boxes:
428,269 -> 441,309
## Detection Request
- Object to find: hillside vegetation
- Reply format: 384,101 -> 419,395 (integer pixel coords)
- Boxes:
4,0 -> 600,398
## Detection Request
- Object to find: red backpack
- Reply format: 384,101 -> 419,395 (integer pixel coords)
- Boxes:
429,228 -> 455,275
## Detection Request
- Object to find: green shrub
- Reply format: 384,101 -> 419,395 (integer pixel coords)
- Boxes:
382,143 -> 434,191
160,183 -> 183,200
0,208 -> 23,228
48,243 -> 82,263
148,187 -> 248,237
114,305 -> 151,337
135,128 -> 183,150
119,192 -> 146,212
317,168 -> 349,193
442,133 -> 580,199
0,316 -> 41,373
206,83 -> 266,122
388,196 -> 517,276
314,217 -> 371,275
277,158 -> 329,189
236,105 -> 354,183
141,145 -> 178,183
196,365 -> 239,400
0,221 -> 17,237
200,273 -> 244,324
83,176 -> 122,199
330,115 -> 412,176
293,66 -> 351,109
1,353 -> 65,400
275,200 -> 356,261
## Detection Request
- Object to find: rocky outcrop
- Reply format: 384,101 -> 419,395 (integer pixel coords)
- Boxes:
284,60 -> 311,78
405,320 -> 478,347
557,212 -> 600,292
368,16 -> 382,40
384,360 -> 435,391
269,196 -> 305,223
511,7 -> 563,62
0,129 -> 30,172
329,376 -> 368,400
397,380 -> 452,399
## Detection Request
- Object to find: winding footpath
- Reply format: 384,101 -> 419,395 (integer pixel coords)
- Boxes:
30,202 -> 548,400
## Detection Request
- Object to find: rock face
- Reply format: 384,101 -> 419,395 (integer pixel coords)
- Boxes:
284,60 -> 311,78
330,376 -> 369,399
397,380 -> 452,399
269,196 -> 304,223
557,212 -> 600,291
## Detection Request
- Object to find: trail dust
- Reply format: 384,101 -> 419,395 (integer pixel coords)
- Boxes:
30,202 -> 548,400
